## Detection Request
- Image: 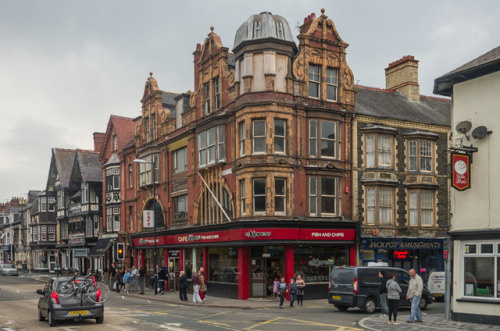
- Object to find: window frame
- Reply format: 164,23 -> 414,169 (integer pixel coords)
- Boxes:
139,155 -> 159,187
240,180 -> 246,216
365,133 -> 393,169
239,122 -> 246,157
308,64 -> 320,99
252,120 -> 266,154
253,178 -> 267,215
461,241 -> 500,300
409,190 -> 435,226
365,186 -> 394,226
204,82 -> 211,114
326,67 -> 338,101
173,147 -> 187,174
274,119 -> 286,155
308,119 -> 337,159
214,77 -> 220,111
408,139 -> 434,173
308,176 -> 339,217
274,178 -> 286,215
197,125 -> 226,168
173,195 -> 188,221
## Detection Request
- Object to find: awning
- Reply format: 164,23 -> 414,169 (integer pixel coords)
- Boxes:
88,238 -> 113,257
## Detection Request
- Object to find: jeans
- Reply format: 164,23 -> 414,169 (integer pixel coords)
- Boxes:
179,287 -> 187,301
289,294 -> 295,307
379,293 -> 388,314
409,296 -> 423,322
139,276 -> 145,294
279,293 -> 285,307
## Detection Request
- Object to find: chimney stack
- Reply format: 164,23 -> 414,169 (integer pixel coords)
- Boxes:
93,132 -> 106,153
385,55 -> 420,102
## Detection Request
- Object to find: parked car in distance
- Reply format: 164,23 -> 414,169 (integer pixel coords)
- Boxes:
428,271 -> 445,301
37,277 -> 104,327
328,266 -> 433,314
0,263 -> 18,276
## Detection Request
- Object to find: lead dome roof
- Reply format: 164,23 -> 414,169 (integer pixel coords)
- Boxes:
233,12 -> 295,51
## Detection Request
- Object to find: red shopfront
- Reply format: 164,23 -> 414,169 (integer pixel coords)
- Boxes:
132,221 -> 359,300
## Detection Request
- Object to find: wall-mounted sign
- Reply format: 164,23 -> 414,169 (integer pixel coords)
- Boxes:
143,210 -> 154,228
393,250 -> 409,259
451,153 -> 470,191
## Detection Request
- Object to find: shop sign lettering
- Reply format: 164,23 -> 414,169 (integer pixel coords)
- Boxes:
252,272 -> 264,279
177,234 -> 220,243
244,230 -> 272,239
366,241 -> 442,249
308,258 -> 335,267
311,232 -> 344,238
138,239 -> 158,245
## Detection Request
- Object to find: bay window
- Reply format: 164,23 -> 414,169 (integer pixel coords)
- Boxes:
408,140 -> 434,172
198,126 -> 225,168
274,119 -> 286,154
139,154 -> 159,186
308,64 -> 320,98
365,134 -> 393,168
253,178 -> 266,214
252,120 -> 266,154
326,68 -> 338,101
409,190 -> 434,226
366,187 -> 394,225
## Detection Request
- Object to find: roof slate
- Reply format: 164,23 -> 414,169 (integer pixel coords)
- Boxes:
162,91 -> 180,107
441,45 -> 500,78
76,150 -> 102,183
53,149 -> 77,188
354,87 -> 451,127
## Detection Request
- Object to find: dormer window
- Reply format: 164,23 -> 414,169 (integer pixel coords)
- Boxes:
253,21 -> 261,38
276,22 -> 284,39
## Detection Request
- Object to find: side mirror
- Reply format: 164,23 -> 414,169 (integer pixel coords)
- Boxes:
36,289 -> 44,295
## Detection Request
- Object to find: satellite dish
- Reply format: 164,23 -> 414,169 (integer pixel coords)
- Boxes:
472,126 -> 490,140
455,121 -> 472,134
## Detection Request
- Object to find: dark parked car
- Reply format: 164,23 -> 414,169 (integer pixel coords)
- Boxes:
328,266 -> 433,313
37,277 -> 104,327
0,263 -> 18,276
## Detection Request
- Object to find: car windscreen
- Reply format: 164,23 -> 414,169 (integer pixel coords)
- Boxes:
2,264 -> 14,268
332,268 -> 355,284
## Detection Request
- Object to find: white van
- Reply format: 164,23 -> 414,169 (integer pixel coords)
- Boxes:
427,271 -> 445,300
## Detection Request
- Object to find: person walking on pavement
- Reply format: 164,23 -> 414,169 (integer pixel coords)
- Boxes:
406,268 -> 423,323
192,268 -> 203,303
296,274 -> 306,307
200,266 -> 207,300
123,268 -> 132,294
138,266 -> 145,294
198,270 -> 206,301
288,277 -> 297,307
114,268 -> 123,293
386,272 -> 402,325
273,277 -> 279,299
379,270 -> 389,317
179,270 -> 188,302
153,265 -> 159,295
131,265 -> 138,292
278,277 -> 288,309
158,265 -> 167,295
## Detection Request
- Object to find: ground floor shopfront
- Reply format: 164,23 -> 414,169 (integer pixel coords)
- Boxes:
450,230 -> 500,325
132,221 -> 359,300
359,237 -> 445,284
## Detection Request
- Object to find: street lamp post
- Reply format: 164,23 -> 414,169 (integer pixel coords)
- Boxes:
133,158 -> 158,294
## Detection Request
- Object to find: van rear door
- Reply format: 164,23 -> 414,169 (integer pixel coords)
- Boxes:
329,267 -> 355,305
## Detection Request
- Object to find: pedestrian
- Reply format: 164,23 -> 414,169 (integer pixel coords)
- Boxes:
138,266 -> 145,294
179,270 -> 188,302
200,266 -> 207,300
295,274 -> 306,307
131,265 -> 139,292
192,268 -> 203,303
379,270 -> 389,317
154,265 -> 159,295
288,277 -> 297,307
114,269 -> 122,293
158,265 -> 167,295
273,277 -> 279,299
406,268 -> 424,323
386,272 -> 402,325
109,264 -> 116,290
198,270 -> 206,301
123,269 -> 132,294
278,277 -> 287,309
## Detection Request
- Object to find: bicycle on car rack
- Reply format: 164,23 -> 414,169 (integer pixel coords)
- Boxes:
55,273 -> 111,304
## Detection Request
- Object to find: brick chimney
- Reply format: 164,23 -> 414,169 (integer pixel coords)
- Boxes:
93,132 -> 106,153
385,55 -> 420,102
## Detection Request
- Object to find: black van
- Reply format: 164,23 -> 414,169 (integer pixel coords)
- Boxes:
328,266 -> 432,313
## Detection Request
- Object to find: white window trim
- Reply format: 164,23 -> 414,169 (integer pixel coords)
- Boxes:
461,241 -> 500,300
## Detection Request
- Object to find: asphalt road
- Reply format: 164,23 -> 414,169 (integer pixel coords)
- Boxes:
0,275 -> 444,330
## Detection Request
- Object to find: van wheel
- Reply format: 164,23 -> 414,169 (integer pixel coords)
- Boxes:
419,298 -> 428,310
335,305 -> 349,312
362,297 -> 377,314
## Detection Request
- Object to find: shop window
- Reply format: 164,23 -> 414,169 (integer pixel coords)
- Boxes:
183,248 -> 203,279
308,176 -> 339,217
173,147 -> 187,174
308,64 -> 320,98
274,119 -> 286,154
462,241 -> 500,299
173,195 -> 187,221
409,190 -> 434,226
198,126 -> 225,168
308,119 -> 337,159
253,178 -> 266,214
208,247 -> 238,283
139,154 -> 159,186
408,140 -> 434,172
274,178 -> 286,215
326,68 -> 338,101
294,245 -> 348,282
366,187 -> 394,225
239,122 -> 246,157
365,134 -> 393,168
252,120 -> 266,154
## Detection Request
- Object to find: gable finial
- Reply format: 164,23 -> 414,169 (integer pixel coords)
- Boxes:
149,72 -> 153,77
321,8 -> 325,14
210,26 -> 214,32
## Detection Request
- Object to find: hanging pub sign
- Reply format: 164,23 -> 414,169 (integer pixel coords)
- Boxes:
143,210 -> 154,228
451,153 -> 470,191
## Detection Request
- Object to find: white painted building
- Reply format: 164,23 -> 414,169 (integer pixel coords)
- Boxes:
434,45 -> 500,325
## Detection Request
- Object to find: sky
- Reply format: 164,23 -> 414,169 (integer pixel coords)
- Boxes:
1,0 -> 499,203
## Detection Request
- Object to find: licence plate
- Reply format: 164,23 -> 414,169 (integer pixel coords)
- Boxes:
332,295 -> 341,300
69,310 -> 89,316
433,293 -> 443,297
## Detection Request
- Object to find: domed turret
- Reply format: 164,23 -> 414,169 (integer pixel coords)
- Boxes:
233,12 -> 295,52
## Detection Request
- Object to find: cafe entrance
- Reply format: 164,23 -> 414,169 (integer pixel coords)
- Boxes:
250,246 -> 283,297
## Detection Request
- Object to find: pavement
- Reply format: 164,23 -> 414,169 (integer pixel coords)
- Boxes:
21,271 -> 500,330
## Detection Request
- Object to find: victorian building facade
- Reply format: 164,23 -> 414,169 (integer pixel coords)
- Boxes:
353,56 -> 451,279
130,10 -> 359,300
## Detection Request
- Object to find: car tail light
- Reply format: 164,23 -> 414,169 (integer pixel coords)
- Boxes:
96,289 -> 101,303
353,278 -> 358,294
51,291 -> 60,304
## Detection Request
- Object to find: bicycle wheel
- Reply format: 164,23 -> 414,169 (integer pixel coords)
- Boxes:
55,280 -> 76,298
87,282 -> 111,303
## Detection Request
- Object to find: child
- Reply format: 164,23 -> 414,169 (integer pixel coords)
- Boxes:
288,277 -> 297,307
273,277 -> 279,299
278,277 -> 287,309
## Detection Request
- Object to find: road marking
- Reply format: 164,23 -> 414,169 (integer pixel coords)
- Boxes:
244,316 -> 363,331
245,316 -> 282,330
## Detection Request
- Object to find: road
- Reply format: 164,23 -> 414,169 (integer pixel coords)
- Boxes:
0,275 -> 444,330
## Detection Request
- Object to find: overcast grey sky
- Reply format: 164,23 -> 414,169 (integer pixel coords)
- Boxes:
1,0 -> 499,202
